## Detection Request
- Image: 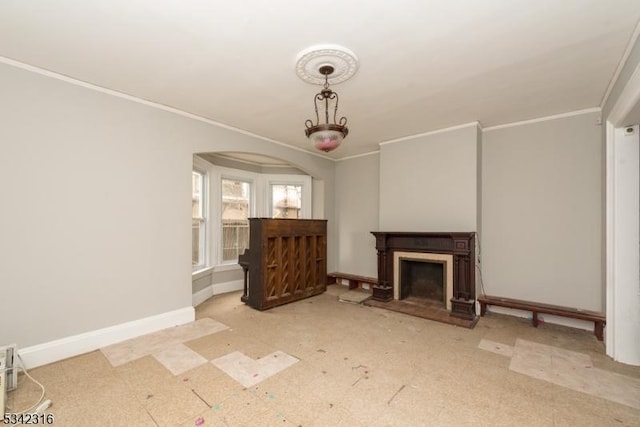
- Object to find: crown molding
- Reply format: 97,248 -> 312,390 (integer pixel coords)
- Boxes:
210,153 -> 292,168
0,55 -> 334,161
0,55 -> 612,162
378,122 -> 480,147
600,19 -> 640,109
335,150 -> 380,162
482,107 -> 601,132
607,62 -> 640,126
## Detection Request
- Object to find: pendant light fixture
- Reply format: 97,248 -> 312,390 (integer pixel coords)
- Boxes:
304,65 -> 348,152
296,45 -> 358,153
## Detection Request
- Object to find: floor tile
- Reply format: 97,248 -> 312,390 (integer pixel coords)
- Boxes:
211,350 -> 299,388
153,343 -> 208,376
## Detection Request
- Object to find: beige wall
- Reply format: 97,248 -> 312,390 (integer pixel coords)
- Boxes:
335,114 -> 603,319
0,61 -> 335,349
0,53 -> 610,355
481,111 -> 603,310
0,62 -> 191,347
334,153 -> 380,277
379,124 -> 479,232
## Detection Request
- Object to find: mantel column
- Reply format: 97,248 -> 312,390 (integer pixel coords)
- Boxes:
372,233 -> 393,301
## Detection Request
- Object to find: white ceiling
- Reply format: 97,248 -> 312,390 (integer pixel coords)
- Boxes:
1,1 -> 640,159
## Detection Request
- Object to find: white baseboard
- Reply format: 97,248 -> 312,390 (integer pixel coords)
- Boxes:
19,306 -> 195,369
193,280 -> 243,307
192,285 -> 214,307
487,306 -> 593,332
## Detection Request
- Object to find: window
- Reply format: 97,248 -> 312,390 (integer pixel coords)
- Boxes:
271,184 -> 302,218
192,156 -> 314,271
192,170 -> 207,271
221,178 -> 251,262
267,175 -> 312,220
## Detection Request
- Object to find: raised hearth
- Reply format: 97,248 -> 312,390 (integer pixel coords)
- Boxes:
371,231 -> 477,320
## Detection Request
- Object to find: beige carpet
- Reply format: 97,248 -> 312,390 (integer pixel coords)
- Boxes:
5,285 -> 639,426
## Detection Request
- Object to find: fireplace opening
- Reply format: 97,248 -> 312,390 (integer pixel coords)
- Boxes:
400,259 -> 445,306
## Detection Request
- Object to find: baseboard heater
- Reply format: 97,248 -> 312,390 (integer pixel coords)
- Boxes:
0,345 -> 18,417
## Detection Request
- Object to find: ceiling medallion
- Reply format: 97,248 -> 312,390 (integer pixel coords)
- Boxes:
296,45 -> 358,152
295,44 -> 358,85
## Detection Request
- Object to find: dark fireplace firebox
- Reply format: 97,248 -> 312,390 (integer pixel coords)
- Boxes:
371,231 -> 477,319
400,259 -> 445,303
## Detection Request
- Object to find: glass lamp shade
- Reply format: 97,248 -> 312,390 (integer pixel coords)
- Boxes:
310,129 -> 343,152
306,123 -> 348,152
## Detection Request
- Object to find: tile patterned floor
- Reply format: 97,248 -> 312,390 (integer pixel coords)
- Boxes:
480,337 -> 640,410
212,351 -> 299,388
100,318 -> 229,367
153,344 -> 209,376
6,286 -> 640,426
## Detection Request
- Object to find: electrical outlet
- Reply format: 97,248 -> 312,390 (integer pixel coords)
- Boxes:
1,348 -> 7,417
0,344 -> 18,418
0,345 -> 17,391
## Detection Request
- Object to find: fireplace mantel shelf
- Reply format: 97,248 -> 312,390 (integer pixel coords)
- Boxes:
371,231 -> 477,320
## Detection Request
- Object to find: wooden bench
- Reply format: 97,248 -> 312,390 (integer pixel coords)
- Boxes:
327,272 -> 378,291
478,295 -> 606,341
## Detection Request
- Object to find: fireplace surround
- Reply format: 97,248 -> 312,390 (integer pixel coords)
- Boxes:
371,231 -> 477,319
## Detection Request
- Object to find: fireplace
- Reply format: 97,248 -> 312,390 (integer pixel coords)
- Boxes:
371,232 -> 476,319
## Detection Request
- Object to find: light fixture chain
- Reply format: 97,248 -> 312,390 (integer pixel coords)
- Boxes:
324,94 -> 330,124
313,94 -> 321,125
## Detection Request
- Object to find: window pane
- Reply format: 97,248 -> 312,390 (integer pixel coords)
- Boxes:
193,171 -> 205,219
222,179 -> 250,261
192,171 -> 205,268
271,184 -> 302,218
192,218 -> 204,266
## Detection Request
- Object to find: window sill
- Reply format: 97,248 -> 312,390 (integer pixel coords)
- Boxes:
213,263 -> 242,273
192,264 -> 241,279
192,267 -> 213,280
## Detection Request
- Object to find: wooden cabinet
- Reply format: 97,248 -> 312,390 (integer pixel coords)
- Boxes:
239,218 -> 327,310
